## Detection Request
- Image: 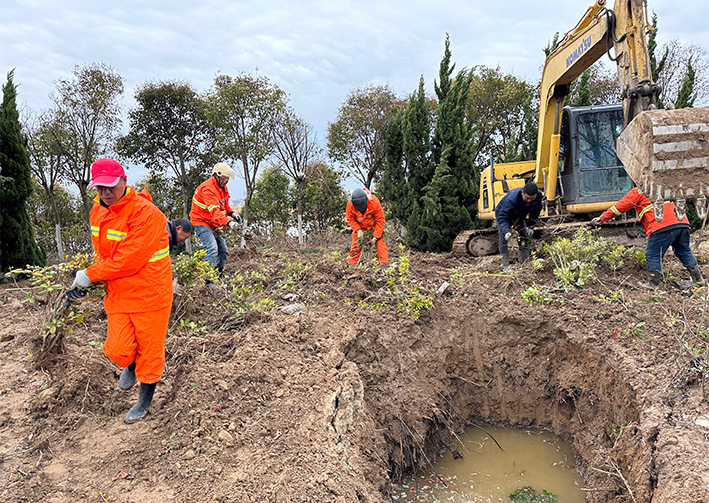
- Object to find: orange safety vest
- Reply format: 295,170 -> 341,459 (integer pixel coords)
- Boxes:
599,187 -> 689,237
190,176 -> 234,230
86,187 -> 173,314
346,188 -> 386,239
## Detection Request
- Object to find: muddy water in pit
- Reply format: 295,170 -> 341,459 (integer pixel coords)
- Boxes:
392,425 -> 585,502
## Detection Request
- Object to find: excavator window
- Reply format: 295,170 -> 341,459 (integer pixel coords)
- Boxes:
575,108 -> 632,196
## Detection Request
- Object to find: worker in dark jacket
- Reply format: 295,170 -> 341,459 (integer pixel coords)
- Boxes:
166,218 -> 193,251
495,181 -> 543,271
592,187 -> 704,289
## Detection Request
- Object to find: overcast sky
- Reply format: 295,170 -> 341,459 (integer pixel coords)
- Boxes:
3,0 -> 708,198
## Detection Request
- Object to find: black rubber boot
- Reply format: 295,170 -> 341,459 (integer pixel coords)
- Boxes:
118,362 -> 137,390
124,382 -> 157,424
640,271 -> 663,290
518,240 -> 531,264
501,253 -> 510,273
688,265 -> 705,285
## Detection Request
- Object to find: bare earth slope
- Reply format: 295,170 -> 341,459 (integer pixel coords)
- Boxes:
2,237 -> 709,503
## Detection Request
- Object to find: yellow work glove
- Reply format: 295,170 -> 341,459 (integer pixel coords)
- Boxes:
371,236 -> 378,245
357,230 -> 364,241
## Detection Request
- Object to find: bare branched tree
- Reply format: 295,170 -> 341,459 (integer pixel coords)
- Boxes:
273,109 -> 320,245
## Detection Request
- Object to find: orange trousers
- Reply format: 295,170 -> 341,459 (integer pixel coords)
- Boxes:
347,232 -> 389,264
103,304 -> 171,384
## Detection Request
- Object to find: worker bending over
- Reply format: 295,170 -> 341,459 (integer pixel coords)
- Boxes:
190,163 -> 241,280
346,188 -> 388,265
495,181 -> 543,272
70,158 -> 173,424
592,187 -> 704,289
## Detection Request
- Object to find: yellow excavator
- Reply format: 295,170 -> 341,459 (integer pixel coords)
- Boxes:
452,0 -> 709,256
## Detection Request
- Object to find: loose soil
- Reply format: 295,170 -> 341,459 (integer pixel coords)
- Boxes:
2,233 -> 709,503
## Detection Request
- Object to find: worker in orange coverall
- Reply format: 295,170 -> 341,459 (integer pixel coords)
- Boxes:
346,188 -> 388,264
69,158 -> 173,424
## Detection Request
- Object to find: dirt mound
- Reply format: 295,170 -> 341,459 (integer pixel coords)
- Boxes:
1,239 -> 709,502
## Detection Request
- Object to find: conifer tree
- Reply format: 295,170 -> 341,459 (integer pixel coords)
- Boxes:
415,150 -> 473,252
404,76 -> 433,196
409,35 -> 477,251
675,58 -> 696,109
378,109 -> 410,225
0,70 -> 46,271
648,13 -> 668,107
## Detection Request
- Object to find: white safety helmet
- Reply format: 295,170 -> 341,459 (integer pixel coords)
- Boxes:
212,163 -> 235,179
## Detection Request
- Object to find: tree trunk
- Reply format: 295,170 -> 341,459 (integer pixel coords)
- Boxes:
297,178 -> 305,246
48,195 -> 65,260
55,223 -> 65,261
241,190 -> 253,249
78,185 -> 92,236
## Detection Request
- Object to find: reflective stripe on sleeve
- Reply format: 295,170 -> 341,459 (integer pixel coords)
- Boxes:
149,246 -> 170,262
106,229 -> 127,241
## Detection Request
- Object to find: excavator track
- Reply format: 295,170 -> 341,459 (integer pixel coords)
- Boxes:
451,218 -> 646,257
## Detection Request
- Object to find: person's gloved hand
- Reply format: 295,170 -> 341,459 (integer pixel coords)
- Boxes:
371,237 -> 378,245
591,217 -> 601,224
70,269 -> 92,289
230,213 -> 242,224
66,289 -> 86,301
228,220 -> 239,230
523,227 -> 534,238
504,232 -> 512,241
357,230 -> 364,241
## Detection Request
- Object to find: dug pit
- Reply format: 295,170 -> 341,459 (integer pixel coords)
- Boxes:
2,248 -> 709,502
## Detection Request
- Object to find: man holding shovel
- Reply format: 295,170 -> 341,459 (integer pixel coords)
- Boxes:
69,158 -> 173,424
346,188 -> 388,265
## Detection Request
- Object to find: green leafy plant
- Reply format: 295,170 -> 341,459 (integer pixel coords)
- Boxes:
521,285 -> 554,305
177,318 -> 207,334
597,289 -> 624,303
5,253 -> 102,366
449,267 -> 463,286
628,247 -> 646,267
276,254 -> 312,293
173,249 -> 219,285
510,486 -> 557,502
355,244 -> 434,321
538,227 -> 631,290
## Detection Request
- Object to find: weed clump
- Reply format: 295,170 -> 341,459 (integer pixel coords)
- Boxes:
537,227 -> 631,290
509,485 -> 557,502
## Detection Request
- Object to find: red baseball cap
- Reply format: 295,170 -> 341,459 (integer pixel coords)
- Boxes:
89,158 -> 125,188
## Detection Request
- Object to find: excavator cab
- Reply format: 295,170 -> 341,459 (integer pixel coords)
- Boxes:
558,103 -> 633,213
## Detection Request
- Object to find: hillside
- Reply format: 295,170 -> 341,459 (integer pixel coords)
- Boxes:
1,231 -> 709,503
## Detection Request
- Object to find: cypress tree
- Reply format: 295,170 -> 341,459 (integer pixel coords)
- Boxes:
409,35 -> 477,251
648,13 -> 667,108
404,76 -> 433,196
675,58 -> 696,109
416,150 -> 473,252
400,76 -> 433,249
379,109 -> 411,226
0,70 -> 46,272
573,69 -> 592,107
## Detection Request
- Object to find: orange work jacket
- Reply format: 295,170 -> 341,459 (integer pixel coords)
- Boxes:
86,187 -> 173,314
346,188 -> 386,239
190,176 -> 234,230
599,187 -> 690,237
